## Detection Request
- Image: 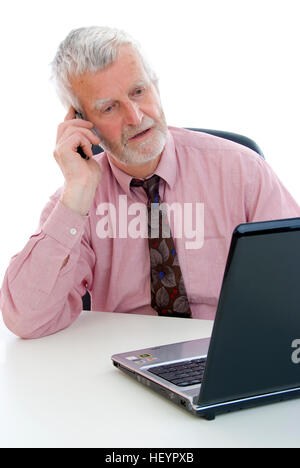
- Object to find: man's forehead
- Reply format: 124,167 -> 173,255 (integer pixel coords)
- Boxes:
70,45 -> 150,109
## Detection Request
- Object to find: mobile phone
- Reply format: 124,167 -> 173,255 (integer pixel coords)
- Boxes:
75,110 -> 90,160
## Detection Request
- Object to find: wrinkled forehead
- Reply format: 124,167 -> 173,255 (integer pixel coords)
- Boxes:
70,45 -> 151,111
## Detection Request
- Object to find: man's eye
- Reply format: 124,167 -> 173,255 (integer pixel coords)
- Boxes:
104,105 -> 114,113
134,88 -> 145,96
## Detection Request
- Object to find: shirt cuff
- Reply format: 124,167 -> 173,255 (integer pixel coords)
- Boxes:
41,200 -> 88,249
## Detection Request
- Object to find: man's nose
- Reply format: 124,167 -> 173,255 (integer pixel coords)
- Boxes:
123,100 -> 143,126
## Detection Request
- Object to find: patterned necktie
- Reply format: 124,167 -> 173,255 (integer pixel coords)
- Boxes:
131,175 -> 192,318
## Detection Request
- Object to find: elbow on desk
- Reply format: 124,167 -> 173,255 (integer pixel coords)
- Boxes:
1,307 -> 78,340
1,300 -> 39,339
1,314 -> 37,340
0,288 -> 82,340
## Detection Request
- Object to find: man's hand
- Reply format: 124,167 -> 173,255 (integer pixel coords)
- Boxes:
54,107 -> 102,216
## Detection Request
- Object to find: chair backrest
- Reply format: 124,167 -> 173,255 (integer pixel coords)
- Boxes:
82,128 -> 264,310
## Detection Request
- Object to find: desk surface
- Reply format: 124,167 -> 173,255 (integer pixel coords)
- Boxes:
0,311 -> 299,448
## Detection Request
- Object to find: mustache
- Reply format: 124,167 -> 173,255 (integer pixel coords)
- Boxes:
122,117 -> 156,142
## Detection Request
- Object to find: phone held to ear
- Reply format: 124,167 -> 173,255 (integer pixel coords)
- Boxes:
75,111 -> 90,160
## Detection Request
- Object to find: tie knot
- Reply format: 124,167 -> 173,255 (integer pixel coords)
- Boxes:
130,174 -> 160,203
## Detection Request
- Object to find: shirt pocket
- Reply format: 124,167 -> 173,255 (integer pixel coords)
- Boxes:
185,237 -> 227,306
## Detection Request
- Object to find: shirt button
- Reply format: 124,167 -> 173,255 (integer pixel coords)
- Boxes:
70,228 -> 77,235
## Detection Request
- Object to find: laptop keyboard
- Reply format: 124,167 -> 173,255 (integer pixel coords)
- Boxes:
148,358 -> 207,387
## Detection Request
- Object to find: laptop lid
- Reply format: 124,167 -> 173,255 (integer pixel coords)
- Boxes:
198,217 -> 300,407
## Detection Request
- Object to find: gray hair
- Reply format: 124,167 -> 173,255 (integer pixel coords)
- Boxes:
50,26 -> 158,111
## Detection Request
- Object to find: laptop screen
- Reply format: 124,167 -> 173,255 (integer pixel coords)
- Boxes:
199,217 -> 300,406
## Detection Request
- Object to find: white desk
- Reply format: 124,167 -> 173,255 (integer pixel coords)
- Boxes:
0,311 -> 299,448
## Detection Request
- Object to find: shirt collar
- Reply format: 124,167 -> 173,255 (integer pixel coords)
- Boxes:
106,128 -> 177,199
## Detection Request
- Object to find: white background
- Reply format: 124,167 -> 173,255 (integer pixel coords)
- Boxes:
0,0 -> 299,282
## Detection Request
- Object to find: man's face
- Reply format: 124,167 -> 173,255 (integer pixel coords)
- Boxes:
70,45 -> 168,167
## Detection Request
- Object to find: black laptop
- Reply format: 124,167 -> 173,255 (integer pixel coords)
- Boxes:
112,217 -> 300,420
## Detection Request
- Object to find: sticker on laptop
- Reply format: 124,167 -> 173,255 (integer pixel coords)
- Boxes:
125,356 -> 147,364
137,353 -> 158,361
126,354 -> 158,363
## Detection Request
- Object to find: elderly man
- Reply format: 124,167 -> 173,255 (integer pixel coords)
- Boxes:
1,26 -> 299,339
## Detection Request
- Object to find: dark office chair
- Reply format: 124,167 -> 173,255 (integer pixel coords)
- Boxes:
81,128 -> 265,310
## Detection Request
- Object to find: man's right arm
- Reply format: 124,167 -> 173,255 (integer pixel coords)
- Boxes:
0,189 -> 96,339
0,107 -> 102,339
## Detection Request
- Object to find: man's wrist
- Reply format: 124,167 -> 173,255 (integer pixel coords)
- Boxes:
61,183 -> 94,217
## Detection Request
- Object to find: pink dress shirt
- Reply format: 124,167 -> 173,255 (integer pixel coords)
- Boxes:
1,127 -> 300,338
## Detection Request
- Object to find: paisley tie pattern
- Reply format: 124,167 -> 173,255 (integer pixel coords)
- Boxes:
131,175 -> 192,318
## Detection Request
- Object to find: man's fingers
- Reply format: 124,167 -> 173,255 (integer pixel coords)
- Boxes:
75,139 -> 94,159
55,133 -> 94,160
60,126 -> 101,146
63,107 -> 93,127
64,106 -> 75,121
56,117 -> 95,142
